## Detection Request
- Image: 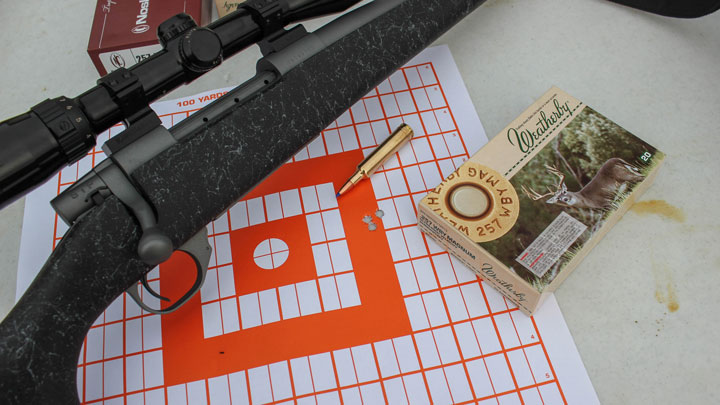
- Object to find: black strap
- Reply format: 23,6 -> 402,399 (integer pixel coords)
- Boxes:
609,0 -> 720,18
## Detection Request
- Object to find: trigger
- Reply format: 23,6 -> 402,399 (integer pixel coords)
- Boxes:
125,227 -> 212,314
141,275 -> 171,302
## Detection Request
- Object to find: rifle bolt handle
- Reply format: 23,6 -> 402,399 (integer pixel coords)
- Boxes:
138,227 -> 173,265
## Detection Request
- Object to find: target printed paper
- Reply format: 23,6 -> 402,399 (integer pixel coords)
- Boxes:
17,46 -> 598,405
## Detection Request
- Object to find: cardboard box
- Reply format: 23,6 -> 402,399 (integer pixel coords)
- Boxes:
88,0 -> 212,76
215,0 -> 243,18
418,87 -> 664,315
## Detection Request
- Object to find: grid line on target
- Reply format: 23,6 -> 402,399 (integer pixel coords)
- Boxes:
43,57 -> 572,404
76,267 -> 167,403
369,62 -> 568,404
152,62 -> 567,405
197,182 -> 361,338
158,330 -> 562,404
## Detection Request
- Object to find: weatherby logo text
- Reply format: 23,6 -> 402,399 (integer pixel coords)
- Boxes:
132,0 -> 150,34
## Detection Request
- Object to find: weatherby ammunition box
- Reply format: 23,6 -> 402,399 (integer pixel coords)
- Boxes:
418,87 -> 665,315
88,0 -> 212,76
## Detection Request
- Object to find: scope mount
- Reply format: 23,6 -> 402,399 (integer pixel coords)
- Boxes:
0,0 -> 361,210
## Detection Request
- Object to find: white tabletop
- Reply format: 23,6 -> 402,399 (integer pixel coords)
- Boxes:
1,1 -> 719,403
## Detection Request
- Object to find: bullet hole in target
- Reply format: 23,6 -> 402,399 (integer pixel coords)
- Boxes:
361,209 -> 385,231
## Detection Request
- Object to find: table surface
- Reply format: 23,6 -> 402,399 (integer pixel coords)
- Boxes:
1,1 -> 718,403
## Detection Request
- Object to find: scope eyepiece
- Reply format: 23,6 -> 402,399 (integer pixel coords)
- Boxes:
0,98 -> 95,209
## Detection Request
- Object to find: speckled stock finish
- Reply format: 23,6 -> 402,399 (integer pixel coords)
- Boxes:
137,0 -> 486,248
0,0 -> 485,402
0,197 -> 151,404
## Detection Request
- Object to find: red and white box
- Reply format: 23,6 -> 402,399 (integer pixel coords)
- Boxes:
88,0 -> 212,76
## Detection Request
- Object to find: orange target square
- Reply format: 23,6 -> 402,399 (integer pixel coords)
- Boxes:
230,215 -> 317,296
161,149 -> 412,385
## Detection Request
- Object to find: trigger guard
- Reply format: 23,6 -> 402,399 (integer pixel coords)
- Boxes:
141,274 -> 170,302
125,228 -> 212,314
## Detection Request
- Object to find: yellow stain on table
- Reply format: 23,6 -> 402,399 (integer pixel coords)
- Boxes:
631,200 -> 685,222
655,283 -> 680,313
653,262 -> 680,313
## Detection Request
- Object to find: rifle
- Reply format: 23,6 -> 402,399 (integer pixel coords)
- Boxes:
0,0 -> 487,403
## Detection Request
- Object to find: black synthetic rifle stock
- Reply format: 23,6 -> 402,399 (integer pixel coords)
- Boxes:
0,0 -> 486,403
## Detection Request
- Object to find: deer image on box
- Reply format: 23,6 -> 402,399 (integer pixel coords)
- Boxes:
522,158 -> 644,209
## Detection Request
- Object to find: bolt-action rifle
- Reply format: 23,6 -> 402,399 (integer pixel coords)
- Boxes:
0,0 -> 487,403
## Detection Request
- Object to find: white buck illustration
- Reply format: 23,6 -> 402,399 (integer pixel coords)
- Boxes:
521,157 -> 645,209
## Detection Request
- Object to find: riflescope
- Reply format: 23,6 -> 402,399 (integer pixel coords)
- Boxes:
0,0 -> 359,210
